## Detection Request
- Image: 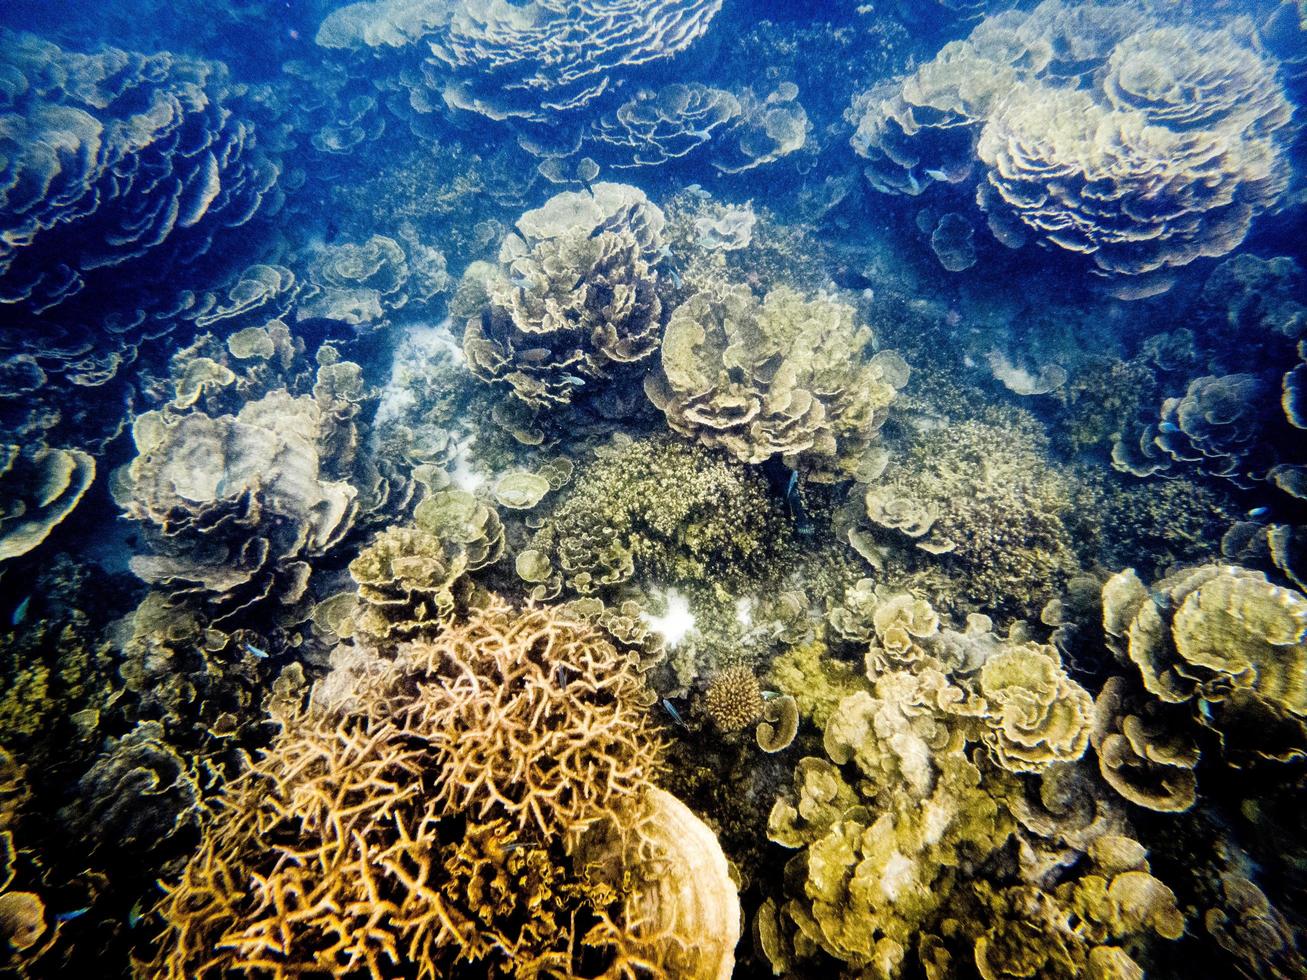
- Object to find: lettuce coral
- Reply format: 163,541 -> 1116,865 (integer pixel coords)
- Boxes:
1102,565 -> 1307,770
464,183 -> 667,412
645,284 -> 908,480
0,30 -> 280,316
112,390 -> 360,622
0,445 -> 94,562
978,643 -> 1093,774
848,2 -> 1295,292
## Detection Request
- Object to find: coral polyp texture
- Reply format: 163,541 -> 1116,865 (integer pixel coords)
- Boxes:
151,600 -> 669,978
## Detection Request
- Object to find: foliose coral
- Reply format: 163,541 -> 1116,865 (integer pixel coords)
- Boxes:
0,30 -> 280,316
977,642 -> 1094,774
112,389 -> 360,623
1102,565 -> 1307,769
464,183 -> 667,412
849,2 -> 1296,292
0,445 -> 94,562
645,284 -> 908,480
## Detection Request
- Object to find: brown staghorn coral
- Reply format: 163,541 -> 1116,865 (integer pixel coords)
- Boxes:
645,284 -> 908,481
152,600 -> 668,978
463,183 -> 667,412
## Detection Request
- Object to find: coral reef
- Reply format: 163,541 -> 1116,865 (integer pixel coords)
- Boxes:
463,183 -> 667,412
1102,565 -> 1307,776
646,284 -> 908,480
112,389 -> 360,623
152,600 -> 670,977
854,407 -> 1079,617
519,432 -> 794,598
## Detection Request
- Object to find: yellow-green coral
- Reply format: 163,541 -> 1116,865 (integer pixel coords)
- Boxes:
1101,564 -> 1307,765
978,643 -> 1093,774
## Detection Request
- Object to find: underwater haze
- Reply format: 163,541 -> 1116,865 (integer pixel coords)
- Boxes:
1,0 -> 1306,977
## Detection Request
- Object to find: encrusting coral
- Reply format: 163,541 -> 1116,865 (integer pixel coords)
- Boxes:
150,599 -> 674,978
519,432 -> 794,599
644,283 -> 909,481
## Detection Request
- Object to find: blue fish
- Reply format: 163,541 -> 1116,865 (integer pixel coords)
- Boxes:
54,906 -> 90,923
11,595 -> 30,626
1247,506 -> 1269,519
1158,421 -> 1180,435
244,642 -> 269,660
659,698 -> 688,730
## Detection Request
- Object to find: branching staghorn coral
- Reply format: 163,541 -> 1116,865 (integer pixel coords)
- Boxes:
151,599 -> 669,978
645,284 -> 908,481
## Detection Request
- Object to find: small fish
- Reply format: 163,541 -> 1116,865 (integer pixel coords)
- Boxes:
1247,506 -> 1270,519
1158,421 -> 1180,435
924,168 -> 949,182
244,642 -> 269,660
667,265 -> 683,289
659,698 -> 687,730
559,374 -> 587,387
1150,590 -> 1173,613
128,897 -> 148,928
782,469 -> 815,537
54,907 -> 90,923
11,595 -> 30,626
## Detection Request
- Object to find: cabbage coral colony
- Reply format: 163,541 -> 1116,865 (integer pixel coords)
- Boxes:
0,1 -> 1304,980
